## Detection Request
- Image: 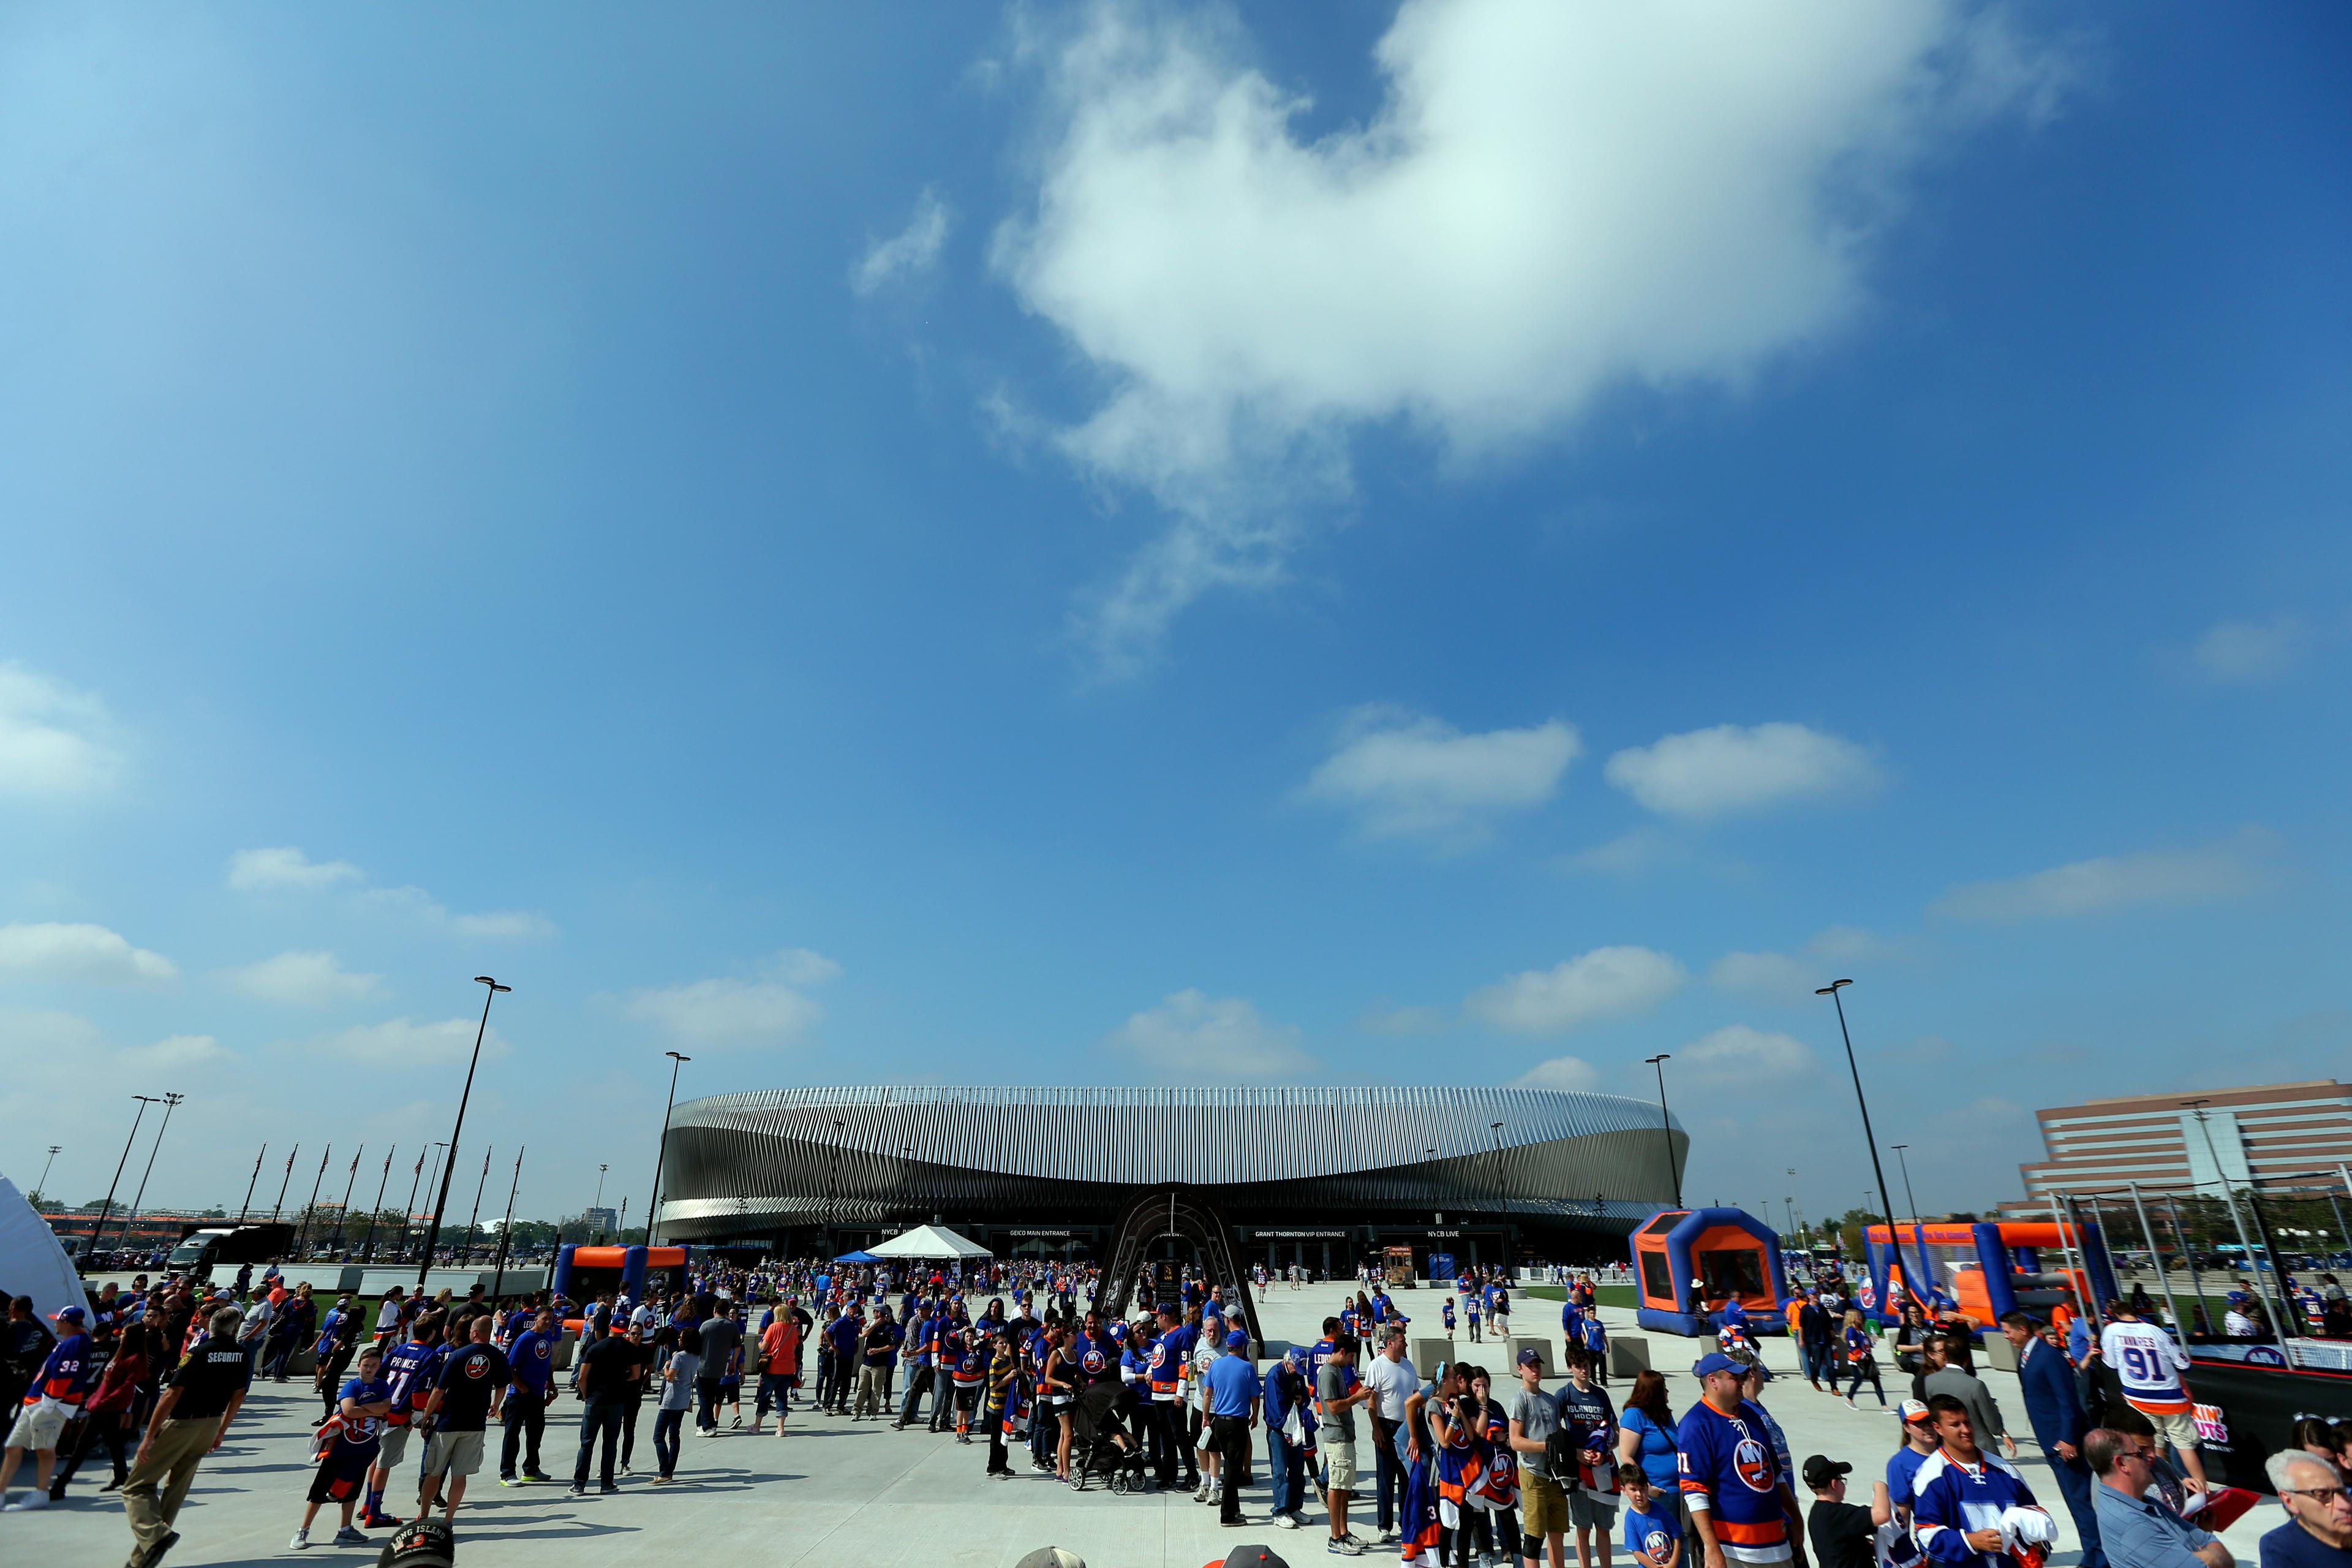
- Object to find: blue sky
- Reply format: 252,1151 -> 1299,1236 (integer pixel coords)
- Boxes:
3,2 -> 2346,1232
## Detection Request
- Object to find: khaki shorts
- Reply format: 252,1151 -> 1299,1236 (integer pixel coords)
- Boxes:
1322,1437 -> 1357,1493
2144,1406 -> 2201,1452
6,1402 -> 69,1452
377,1424 -> 413,1468
1522,1471 -> 1570,1536
423,1429 -> 484,1478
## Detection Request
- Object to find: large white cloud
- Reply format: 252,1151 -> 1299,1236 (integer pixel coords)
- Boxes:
0,663 -> 121,797
1932,832 -> 2275,921
0,921 -> 176,985
312,1016 -> 507,1065
1464,945 -> 1684,1035
1605,723 -> 1880,818
1678,1023 -> 1817,1083
1512,1054 -> 1600,1093
1109,989 -> 1316,1082
997,0 -> 2067,662
1303,709 -> 1578,840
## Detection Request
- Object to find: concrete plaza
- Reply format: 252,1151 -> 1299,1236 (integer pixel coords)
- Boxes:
4,1287 -> 2285,1568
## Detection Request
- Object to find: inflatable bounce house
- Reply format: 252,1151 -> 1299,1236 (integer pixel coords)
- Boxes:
552,1242 -> 692,1314
1863,1220 -> 2117,1328
1630,1207 -> 1789,1337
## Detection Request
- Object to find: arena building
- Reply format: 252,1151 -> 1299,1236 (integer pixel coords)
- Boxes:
651,1085 -> 1686,1273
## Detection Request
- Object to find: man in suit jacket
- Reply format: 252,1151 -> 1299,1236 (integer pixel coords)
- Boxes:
2005,1310 -> 2107,1568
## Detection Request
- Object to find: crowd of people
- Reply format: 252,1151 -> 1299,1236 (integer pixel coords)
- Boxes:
4,1253 -> 2351,1568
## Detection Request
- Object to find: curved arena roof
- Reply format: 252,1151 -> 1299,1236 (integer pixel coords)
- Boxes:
652,1085 -> 1686,1240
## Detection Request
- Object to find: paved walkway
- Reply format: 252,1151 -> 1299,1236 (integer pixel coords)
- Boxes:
2,1287 -> 2285,1567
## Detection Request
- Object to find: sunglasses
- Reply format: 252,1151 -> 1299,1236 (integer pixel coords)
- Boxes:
2285,1487 -> 2351,1505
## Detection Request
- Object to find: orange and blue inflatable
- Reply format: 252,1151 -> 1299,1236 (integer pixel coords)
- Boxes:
1862,1221 -> 2116,1329
1629,1207 -> 1787,1337
552,1243 -> 691,1310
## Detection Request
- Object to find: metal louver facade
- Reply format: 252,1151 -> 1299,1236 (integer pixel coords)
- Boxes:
654,1085 -> 1685,1257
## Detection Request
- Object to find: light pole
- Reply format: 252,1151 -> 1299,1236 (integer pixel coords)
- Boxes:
34,1147 -> 60,1205
417,976 -> 508,1288
1817,978 -> 1920,1308
86,1096 -> 159,1263
1644,1055 -> 1683,1209
1891,1142 -> 1925,1297
646,1051 -> 690,1247
124,1091 -> 186,1248
594,1164 -> 609,1240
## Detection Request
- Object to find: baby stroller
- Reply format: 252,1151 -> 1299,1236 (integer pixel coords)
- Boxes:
1070,1380 -> 1148,1494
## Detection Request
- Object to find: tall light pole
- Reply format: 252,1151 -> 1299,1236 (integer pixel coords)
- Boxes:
124,1091 -> 186,1243
415,976 -> 508,1287
86,1096 -> 159,1263
1817,979 -> 1919,1308
1644,1055 -> 1682,1209
1891,1142 -> 1924,1297
594,1163 -> 609,1231
646,1052 -> 690,1247
34,1147 -> 61,1205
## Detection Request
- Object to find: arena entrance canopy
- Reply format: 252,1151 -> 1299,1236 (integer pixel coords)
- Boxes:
866,1223 -> 990,1259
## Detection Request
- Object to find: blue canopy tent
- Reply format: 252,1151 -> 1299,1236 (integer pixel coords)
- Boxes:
835,1249 -> 880,1263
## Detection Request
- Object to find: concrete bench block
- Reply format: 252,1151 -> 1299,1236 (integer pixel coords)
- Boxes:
1609,1336 -> 1651,1378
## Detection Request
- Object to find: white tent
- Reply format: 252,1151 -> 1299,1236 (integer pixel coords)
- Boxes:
0,1176 -> 85,1326
865,1223 -> 990,1260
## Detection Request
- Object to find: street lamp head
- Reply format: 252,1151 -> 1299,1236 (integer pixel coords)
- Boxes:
665,1051 -> 691,1064
473,976 -> 511,992
1646,1054 -> 1670,1066
1815,979 -> 1853,995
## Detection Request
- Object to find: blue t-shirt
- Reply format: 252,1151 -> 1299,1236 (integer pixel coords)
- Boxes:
508,1328 -> 559,1392
1204,1354 -> 1257,1418
1887,1446 -> 1931,1511
1624,1502 -> 1683,1564
334,1376 -> 391,1446
2259,1522 -> 2352,1568
1623,1406 -> 1679,1490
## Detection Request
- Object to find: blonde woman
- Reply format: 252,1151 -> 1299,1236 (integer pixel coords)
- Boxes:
1839,1308 -> 1885,1408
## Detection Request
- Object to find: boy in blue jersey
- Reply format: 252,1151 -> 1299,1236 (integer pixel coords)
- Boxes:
1442,1297 -> 1457,1338
498,1307 -> 560,1484
362,1315 -> 445,1528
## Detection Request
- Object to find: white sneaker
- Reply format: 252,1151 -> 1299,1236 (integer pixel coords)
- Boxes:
290,1527 -> 312,1548
3,1494 -> 48,1513
1276,1512 -> 1301,1529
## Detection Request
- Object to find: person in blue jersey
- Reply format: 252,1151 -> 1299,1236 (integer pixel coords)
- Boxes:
1204,1327 -> 1260,1527
497,1307 -> 560,1485
1263,1344 -> 1312,1529
1582,1305 -> 1612,1387
894,1300 -> 939,1430
1142,1306 -> 1185,1489
310,1297 -> 362,1428
291,1345 -> 391,1548
1464,1289 -> 1483,1344
1910,1395 -> 2052,1568
1444,1297 -> 1458,1338
360,1313 -> 445,1529
1678,1352 -> 1809,1568
1887,1400 -> 1942,1528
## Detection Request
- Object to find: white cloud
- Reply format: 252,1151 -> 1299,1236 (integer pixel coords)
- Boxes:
1706,951 -> 1817,1005
313,1016 -> 508,1065
851,188 -> 951,296
0,662 -> 121,797
624,952 -> 840,1049
227,846 -> 362,892
0,921 -> 176,985
1605,722 -> 1880,818
995,0 -> 2067,664
1464,945 -> 1684,1035
1108,989 -> 1316,1082
226,950 -> 381,1006
2191,616 -> 2304,684
1512,1054 -> 1599,1093
1679,1023 -> 1815,1083
1932,832 -> 2276,921
1303,709 -> 1578,840
1558,828 -> 1685,876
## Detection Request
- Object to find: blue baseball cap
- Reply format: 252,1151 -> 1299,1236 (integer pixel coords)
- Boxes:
1225,1328 -> 1249,1351
1691,1352 -> 1744,1378
53,1305 -> 86,1325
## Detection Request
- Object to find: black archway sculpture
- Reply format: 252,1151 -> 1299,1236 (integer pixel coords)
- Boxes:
1100,1184 -> 1264,1351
